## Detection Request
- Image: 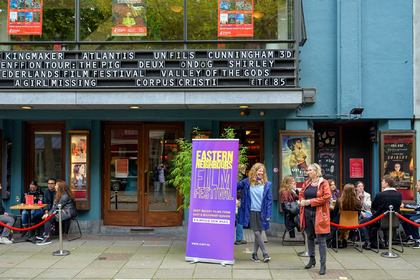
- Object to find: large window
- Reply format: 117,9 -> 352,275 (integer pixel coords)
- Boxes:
0,0 -> 296,50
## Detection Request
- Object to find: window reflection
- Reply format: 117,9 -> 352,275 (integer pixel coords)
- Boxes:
0,0 -> 294,44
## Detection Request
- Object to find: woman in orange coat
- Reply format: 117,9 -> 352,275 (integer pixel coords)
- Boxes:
299,163 -> 331,275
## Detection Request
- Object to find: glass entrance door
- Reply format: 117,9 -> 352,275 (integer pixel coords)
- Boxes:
144,124 -> 183,226
103,123 -> 142,225
103,122 -> 183,226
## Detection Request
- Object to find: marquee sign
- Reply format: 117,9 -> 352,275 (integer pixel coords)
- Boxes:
0,49 -> 296,89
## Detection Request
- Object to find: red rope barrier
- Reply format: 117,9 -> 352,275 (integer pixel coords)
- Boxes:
395,212 -> 420,228
0,213 -> 56,231
330,212 -> 386,229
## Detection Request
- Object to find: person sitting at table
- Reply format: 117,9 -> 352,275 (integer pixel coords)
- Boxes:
355,181 -> 372,219
36,179 -> 76,245
401,180 -> 420,249
361,175 -> 402,250
330,183 -> 362,248
21,180 -> 44,235
0,184 -> 14,244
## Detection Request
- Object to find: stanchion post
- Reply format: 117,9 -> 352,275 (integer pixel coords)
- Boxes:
381,205 -> 399,258
297,231 -> 310,257
53,204 -> 70,256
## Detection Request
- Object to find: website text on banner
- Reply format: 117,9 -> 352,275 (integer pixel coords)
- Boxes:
186,139 -> 239,265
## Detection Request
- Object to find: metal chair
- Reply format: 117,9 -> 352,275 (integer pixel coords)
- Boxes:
332,210 -> 363,253
374,213 -> 404,254
63,216 -> 82,241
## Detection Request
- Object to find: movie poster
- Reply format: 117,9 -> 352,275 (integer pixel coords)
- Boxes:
186,139 -> 239,264
112,0 -> 147,36
8,0 -> 43,35
218,0 -> 254,37
280,131 -> 314,189
381,132 -> 415,201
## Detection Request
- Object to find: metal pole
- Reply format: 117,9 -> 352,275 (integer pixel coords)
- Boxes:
53,204 -> 70,256
297,231 -> 310,257
381,205 -> 399,258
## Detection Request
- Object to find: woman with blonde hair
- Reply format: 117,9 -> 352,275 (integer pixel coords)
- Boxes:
299,163 -> 331,275
237,163 -> 272,263
279,175 -> 299,238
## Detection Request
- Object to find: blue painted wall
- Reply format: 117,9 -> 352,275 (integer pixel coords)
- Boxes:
298,0 -> 412,120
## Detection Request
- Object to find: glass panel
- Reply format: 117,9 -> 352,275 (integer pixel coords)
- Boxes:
187,0 -> 292,40
0,0 -> 75,43
148,130 -> 177,211
34,131 -> 62,188
109,129 -> 138,211
221,124 -> 262,168
80,0 -> 183,42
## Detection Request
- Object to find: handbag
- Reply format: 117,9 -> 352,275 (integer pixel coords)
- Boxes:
284,201 -> 299,215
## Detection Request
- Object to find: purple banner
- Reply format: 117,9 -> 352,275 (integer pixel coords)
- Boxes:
186,139 -> 239,264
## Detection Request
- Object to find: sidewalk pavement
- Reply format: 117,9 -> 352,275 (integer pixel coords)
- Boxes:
0,233 -> 419,279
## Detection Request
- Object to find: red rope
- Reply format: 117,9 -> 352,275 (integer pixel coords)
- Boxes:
395,212 -> 420,228
330,212 -> 386,229
0,213 -> 56,231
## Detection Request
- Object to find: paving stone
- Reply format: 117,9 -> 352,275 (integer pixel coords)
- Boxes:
154,268 -> 194,279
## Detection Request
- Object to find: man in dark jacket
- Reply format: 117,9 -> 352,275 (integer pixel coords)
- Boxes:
362,175 -> 402,249
43,178 -> 56,213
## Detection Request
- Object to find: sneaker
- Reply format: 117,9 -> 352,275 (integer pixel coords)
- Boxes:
35,234 -> 45,241
0,236 -> 13,245
251,253 -> 259,262
413,241 -> 420,249
241,240 -> 247,244
234,240 -> 242,245
263,254 -> 271,263
36,236 -> 52,246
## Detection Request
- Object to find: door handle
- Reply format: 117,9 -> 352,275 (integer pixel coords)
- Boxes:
144,170 -> 149,195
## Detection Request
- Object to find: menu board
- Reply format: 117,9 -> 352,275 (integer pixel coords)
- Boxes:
315,128 -> 339,184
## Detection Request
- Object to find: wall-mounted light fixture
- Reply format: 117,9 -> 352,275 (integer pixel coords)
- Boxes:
350,107 -> 364,115
240,109 -> 250,116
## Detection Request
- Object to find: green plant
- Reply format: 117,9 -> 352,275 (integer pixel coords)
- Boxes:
169,127 -> 248,210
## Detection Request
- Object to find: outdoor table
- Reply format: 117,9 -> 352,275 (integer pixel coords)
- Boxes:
400,207 -> 415,213
10,203 -> 48,242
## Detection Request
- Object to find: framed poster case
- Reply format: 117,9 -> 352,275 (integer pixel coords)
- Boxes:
69,130 -> 90,210
380,130 -> 416,201
279,130 -> 314,188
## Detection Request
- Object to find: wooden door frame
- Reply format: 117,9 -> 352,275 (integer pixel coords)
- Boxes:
25,121 -> 66,192
102,122 -> 184,227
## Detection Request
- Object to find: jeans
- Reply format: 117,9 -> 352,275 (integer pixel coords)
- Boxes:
236,223 -> 244,241
22,209 -> 44,226
401,213 -> 420,240
0,215 -> 14,237
153,181 -> 166,201
304,208 -> 327,264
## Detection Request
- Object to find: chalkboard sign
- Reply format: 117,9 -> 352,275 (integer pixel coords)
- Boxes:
315,128 -> 339,184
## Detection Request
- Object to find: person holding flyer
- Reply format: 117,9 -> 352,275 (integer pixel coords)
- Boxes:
237,163 -> 272,263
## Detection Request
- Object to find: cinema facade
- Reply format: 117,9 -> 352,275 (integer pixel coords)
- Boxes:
0,0 -> 414,233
